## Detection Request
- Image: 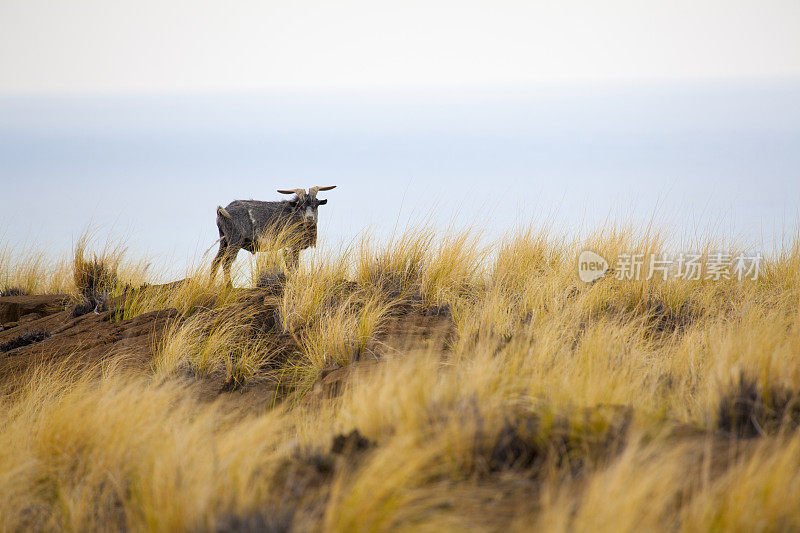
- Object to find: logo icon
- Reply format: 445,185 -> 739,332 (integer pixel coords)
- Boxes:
578,250 -> 609,283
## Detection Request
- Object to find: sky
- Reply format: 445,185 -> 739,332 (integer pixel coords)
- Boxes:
2,0 -> 800,94
1,1 -> 799,278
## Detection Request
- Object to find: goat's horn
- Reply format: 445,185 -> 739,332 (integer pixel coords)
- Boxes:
277,188 -> 306,197
308,185 -> 337,197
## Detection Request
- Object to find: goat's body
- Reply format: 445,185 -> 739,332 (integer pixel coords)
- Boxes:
217,200 -> 316,251
210,199 -> 318,284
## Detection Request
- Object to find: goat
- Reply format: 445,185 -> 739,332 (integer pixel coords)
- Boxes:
210,186 -> 336,285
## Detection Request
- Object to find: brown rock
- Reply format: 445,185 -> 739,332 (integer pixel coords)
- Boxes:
0,295 -> 69,324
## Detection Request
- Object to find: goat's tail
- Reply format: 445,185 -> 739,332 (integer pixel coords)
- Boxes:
205,206 -> 233,257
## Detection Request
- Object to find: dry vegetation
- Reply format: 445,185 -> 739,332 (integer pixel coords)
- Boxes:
1,225 -> 800,532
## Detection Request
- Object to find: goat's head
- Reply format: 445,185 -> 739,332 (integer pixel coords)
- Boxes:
277,186 -> 336,224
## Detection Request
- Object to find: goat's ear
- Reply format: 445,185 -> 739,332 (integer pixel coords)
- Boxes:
318,199 -> 328,205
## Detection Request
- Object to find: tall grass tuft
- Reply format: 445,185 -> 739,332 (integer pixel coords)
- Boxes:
72,234 -> 121,300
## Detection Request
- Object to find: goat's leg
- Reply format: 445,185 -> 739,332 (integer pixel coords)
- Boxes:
283,248 -> 300,271
222,248 -> 238,287
282,249 -> 290,270
210,243 -> 227,283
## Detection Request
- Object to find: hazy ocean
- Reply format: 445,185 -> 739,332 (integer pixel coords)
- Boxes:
1,81 -> 799,277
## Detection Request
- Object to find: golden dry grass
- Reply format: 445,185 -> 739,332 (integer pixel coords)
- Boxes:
1,224 -> 800,531
0,231 -> 150,300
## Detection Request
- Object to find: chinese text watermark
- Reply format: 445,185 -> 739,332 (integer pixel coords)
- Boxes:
578,251 -> 762,283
